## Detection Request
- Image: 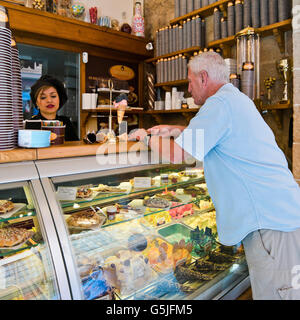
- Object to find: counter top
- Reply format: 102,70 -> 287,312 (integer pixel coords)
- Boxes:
0,141 -> 148,164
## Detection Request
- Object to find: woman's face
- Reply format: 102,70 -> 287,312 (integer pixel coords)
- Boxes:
36,86 -> 60,119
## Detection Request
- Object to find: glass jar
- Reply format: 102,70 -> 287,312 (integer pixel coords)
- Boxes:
57,0 -> 71,17
71,2 -> 85,20
106,206 -> 117,220
161,173 -> 169,185
45,0 -> 54,13
31,0 -> 46,11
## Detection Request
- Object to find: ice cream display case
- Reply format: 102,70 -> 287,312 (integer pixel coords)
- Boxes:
0,162 -> 71,300
0,153 -> 250,300
35,153 -> 250,301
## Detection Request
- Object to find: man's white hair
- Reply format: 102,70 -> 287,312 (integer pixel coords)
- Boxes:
188,51 -> 229,83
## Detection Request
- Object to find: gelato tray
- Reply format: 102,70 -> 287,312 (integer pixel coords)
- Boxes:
157,223 -> 192,244
142,237 -> 193,274
174,251 -> 237,284
141,210 -> 172,228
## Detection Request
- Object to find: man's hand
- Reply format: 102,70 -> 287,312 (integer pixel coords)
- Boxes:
128,128 -> 148,142
147,125 -> 185,139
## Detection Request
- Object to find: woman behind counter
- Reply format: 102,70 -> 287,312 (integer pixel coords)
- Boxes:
30,75 -> 79,141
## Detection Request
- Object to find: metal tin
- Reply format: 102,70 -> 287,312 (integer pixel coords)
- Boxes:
167,58 -> 172,82
155,30 -> 159,57
180,0 -> 187,16
260,0 -> 269,27
187,0 -> 194,13
227,2 -> 235,37
201,19 -> 206,48
243,0 -> 251,28
213,7 -> 221,40
278,0 -> 289,22
183,20 -> 188,49
175,0 -> 180,18
235,1 -> 243,34
165,26 -> 170,54
221,17 -> 228,38
186,18 -> 192,48
182,56 -> 187,79
178,25 -> 183,51
195,15 -> 201,47
192,16 -> 197,47
202,0 -> 208,7
194,0 -> 202,10
172,25 -> 177,53
174,55 -> 179,80
251,0 -> 260,28
178,54 -> 183,79
269,0 -> 278,25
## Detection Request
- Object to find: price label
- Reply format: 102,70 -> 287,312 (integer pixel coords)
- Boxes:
133,177 -> 151,189
56,187 -> 78,201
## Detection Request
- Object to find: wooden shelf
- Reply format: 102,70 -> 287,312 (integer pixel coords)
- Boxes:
0,0 -> 152,58
82,107 -> 199,114
170,0 -> 230,25
145,46 -> 202,64
144,108 -> 199,114
208,19 -> 292,50
261,102 -> 291,111
259,101 -> 291,129
82,108 -> 144,114
155,79 -> 188,87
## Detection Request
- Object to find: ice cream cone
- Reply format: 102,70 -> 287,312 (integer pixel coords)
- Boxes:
117,102 -> 127,124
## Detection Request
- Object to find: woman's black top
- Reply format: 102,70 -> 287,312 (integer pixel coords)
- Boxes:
31,112 -> 79,141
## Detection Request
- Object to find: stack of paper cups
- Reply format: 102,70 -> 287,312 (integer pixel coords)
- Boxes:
82,93 -> 98,109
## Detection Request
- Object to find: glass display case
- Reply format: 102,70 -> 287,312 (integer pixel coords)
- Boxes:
36,154 -> 249,301
0,162 -> 71,300
0,153 -> 249,300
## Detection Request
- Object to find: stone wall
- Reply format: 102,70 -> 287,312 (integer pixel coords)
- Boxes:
293,0 -> 300,184
144,0 -> 294,169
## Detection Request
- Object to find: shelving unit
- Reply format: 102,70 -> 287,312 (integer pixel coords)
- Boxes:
170,0 -> 231,25
81,106 -> 199,128
259,101 -> 291,129
260,102 -> 291,111
148,0 -> 293,126
97,88 -> 130,94
155,79 -> 189,87
145,46 -> 203,64
208,19 -> 292,55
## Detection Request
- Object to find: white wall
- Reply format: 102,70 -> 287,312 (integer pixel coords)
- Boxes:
81,0 -> 144,25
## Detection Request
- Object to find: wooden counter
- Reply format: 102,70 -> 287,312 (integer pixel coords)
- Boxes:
0,141 -> 148,164
0,148 -> 37,164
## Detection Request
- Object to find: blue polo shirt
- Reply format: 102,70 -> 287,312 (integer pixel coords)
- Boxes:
175,83 -> 300,245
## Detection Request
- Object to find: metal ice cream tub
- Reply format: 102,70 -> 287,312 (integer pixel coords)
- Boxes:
157,223 -> 193,244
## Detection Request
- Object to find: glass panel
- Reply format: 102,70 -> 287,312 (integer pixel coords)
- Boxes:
52,165 -> 248,300
0,182 -> 60,300
18,43 -> 80,139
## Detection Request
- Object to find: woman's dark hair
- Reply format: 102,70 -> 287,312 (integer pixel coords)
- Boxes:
30,75 -> 68,109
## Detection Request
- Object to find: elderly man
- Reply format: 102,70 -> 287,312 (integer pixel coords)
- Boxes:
129,51 -> 300,300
